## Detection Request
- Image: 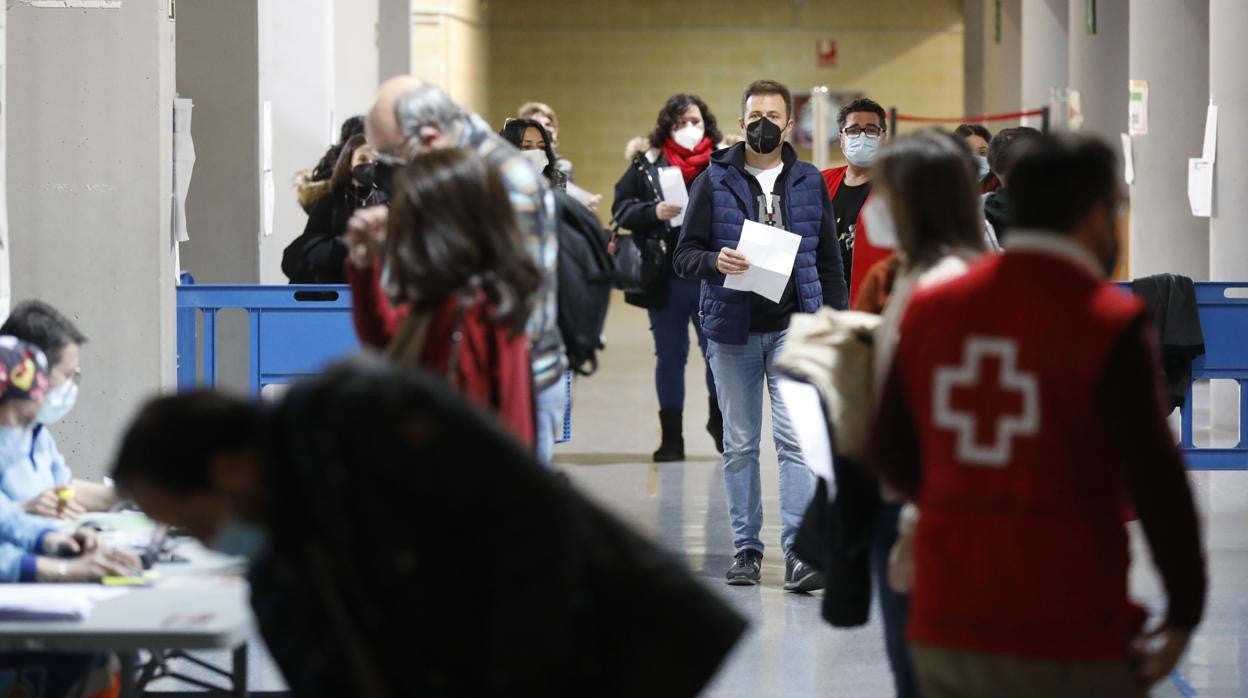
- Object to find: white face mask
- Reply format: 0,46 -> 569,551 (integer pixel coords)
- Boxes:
843,134 -> 880,168
38,379 -> 78,425
672,124 -> 705,151
975,155 -> 991,180
522,148 -> 550,171
861,196 -> 899,250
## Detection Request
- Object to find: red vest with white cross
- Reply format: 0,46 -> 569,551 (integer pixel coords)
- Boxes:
894,248 -> 1148,661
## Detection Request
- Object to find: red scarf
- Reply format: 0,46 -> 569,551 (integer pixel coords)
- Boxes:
662,136 -> 713,185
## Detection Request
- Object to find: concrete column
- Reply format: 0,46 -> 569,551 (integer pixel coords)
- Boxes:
6,2 -> 177,477
983,0 -> 1022,122
1020,0 -> 1068,129
1127,0 -> 1209,279
0,10 -> 8,320
379,0 -> 411,80
1209,0 -> 1248,282
334,0 -> 381,121
411,0 -> 487,112
1067,0 -> 1128,140
258,0 -> 336,284
176,0 -> 262,284
965,0 -> 987,118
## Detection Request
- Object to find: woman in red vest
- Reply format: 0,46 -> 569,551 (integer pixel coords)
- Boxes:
345,149 -> 540,447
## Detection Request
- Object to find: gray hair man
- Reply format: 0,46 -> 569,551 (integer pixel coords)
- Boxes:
348,76 -> 567,465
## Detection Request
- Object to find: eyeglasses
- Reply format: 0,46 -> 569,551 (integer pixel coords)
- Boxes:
842,125 -> 885,138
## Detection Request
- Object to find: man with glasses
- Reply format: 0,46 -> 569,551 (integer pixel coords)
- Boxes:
822,97 -> 889,305
347,76 -> 568,467
674,80 -> 847,591
0,301 -> 116,516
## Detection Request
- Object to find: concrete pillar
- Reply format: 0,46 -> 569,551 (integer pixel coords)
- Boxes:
983,0 -> 1022,122
176,0 -> 262,284
1020,0 -> 1068,129
334,0 -> 381,122
379,0 -> 411,80
1127,0 -> 1209,279
965,0 -> 987,118
258,0 -> 336,284
1209,0 -> 1248,282
411,0 -> 487,112
1067,0 -> 1128,140
6,2 -> 177,477
0,10 -> 8,320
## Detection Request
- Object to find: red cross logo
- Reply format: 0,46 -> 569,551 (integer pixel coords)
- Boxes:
933,337 -> 1040,467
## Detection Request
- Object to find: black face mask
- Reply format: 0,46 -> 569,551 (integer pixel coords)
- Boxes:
373,161 -> 397,195
746,117 -> 784,155
352,163 -> 377,190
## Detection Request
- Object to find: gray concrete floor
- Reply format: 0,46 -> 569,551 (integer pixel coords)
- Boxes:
154,293 -> 1248,696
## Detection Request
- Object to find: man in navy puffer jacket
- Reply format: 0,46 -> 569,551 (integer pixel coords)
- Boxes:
674,79 -> 848,591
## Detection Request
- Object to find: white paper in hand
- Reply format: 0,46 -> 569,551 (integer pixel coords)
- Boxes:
657,166 -> 689,227
724,220 -> 802,303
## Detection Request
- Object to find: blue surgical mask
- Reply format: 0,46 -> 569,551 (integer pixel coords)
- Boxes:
0,425 -> 34,458
38,380 -> 78,425
975,155 -> 991,181
843,134 -> 879,168
209,517 -> 270,562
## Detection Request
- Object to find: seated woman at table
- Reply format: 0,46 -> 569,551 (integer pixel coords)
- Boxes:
0,338 -> 141,583
0,301 -> 118,519
346,148 -> 540,447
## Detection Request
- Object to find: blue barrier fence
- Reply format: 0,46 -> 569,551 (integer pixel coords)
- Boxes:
175,284 -> 572,443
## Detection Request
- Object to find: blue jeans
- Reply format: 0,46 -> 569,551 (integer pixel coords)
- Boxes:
648,276 -> 716,410
535,378 -> 568,467
707,330 -> 816,558
872,502 -> 917,698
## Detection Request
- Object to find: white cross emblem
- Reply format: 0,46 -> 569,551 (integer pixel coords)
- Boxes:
933,337 -> 1040,467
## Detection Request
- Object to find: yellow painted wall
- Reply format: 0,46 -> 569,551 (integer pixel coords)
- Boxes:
485,0 -> 964,221
412,0 -> 488,113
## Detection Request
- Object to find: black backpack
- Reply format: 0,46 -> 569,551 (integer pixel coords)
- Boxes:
554,191 -> 615,375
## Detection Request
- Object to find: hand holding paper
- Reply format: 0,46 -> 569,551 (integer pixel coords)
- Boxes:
723,220 -> 801,303
657,166 -> 689,227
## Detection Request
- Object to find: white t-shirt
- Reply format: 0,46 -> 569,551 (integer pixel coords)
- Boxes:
744,162 -> 784,214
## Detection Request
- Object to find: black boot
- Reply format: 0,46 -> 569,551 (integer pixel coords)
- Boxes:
653,409 -> 685,462
707,397 -> 724,454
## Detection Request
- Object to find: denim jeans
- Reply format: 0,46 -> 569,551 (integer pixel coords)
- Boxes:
535,377 -> 568,467
872,502 -> 917,698
648,276 -> 716,410
707,330 -> 816,558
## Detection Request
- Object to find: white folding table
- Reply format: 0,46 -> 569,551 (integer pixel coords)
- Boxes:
0,541 -> 255,697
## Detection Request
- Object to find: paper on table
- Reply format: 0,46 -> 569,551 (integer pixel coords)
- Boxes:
724,220 -> 802,303
1121,133 -> 1135,185
657,166 -> 688,227
776,378 -> 836,500
0,585 -> 126,621
1188,158 -> 1213,217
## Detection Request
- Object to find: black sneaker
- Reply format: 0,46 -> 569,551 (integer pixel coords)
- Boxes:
783,558 -> 824,593
726,549 -> 763,586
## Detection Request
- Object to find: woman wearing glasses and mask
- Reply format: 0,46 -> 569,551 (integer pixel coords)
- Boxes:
821,98 -> 890,307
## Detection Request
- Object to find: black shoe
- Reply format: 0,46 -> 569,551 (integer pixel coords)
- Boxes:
726,549 -> 763,586
783,558 -> 824,593
707,397 -> 724,454
653,410 -> 685,462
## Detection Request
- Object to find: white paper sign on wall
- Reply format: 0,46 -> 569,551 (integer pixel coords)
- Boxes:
1128,80 -> 1148,136
26,1 -> 121,7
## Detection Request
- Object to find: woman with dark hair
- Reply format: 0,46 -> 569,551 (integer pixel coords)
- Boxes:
500,118 -> 567,191
955,123 -> 997,193
296,115 -> 366,212
347,148 -> 540,446
612,93 -> 725,461
866,129 -> 987,698
282,134 -> 388,284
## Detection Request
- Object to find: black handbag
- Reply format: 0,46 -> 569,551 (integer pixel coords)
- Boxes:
609,218 -> 667,293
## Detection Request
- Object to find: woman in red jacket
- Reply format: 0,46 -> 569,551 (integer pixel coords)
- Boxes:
346,148 -> 542,447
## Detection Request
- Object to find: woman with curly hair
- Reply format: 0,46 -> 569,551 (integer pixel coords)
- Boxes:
612,93 -> 725,461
